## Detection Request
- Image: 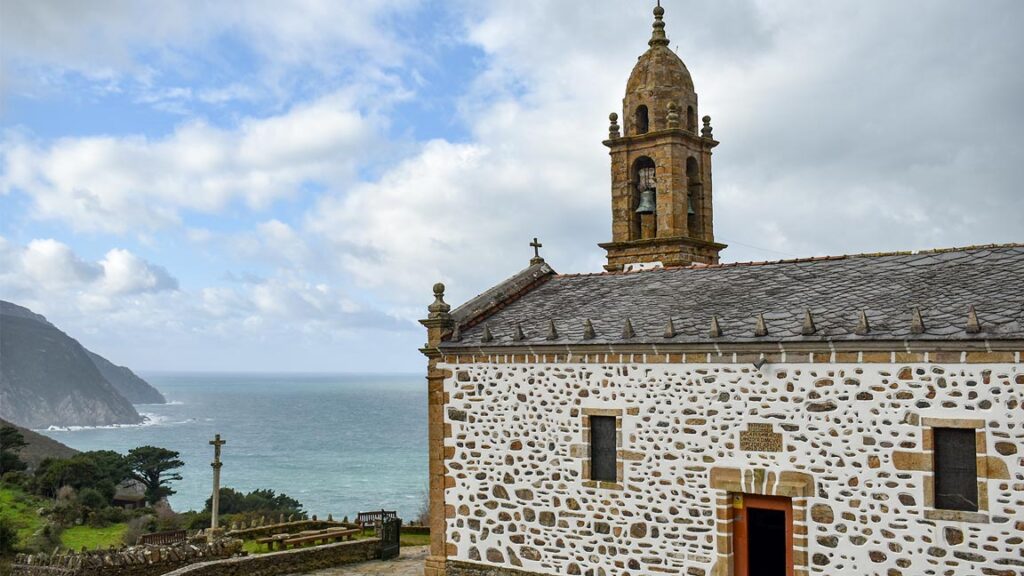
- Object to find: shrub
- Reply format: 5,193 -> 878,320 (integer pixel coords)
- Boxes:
86,506 -> 126,528
78,488 -> 107,510
0,518 -> 17,555
121,516 -> 151,546
24,523 -> 61,554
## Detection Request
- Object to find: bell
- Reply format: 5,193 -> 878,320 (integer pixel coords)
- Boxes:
687,194 -> 696,215
635,188 -> 656,214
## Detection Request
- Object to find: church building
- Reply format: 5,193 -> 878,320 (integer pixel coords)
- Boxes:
420,6 -> 1023,576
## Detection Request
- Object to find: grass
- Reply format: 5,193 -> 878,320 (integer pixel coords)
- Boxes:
400,532 -> 430,547
60,524 -> 127,551
0,486 -> 46,549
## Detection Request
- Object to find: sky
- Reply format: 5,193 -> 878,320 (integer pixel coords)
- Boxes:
2,1 -> 1022,373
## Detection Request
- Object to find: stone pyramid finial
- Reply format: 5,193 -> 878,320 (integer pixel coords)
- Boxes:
649,1 -> 670,47
450,324 -> 461,342
709,315 -> 722,338
622,318 -> 636,339
754,313 -> 768,337
427,282 -> 451,319
965,305 -> 981,334
701,115 -> 713,138
608,112 -> 620,139
802,309 -> 816,335
481,324 -> 494,343
667,103 -> 680,129
546,319 -> 559,340
663,317 -> 676,338
583,319 -> 596,340
855,310 -> 870,335
910,307 -> 925,334
513,323 -> 526,341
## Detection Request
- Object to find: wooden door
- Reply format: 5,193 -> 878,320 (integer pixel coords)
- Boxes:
733,494 -> 793,576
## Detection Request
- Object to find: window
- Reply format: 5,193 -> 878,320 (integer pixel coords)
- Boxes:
635,105 -> 649,134
933,428 -> 978,511
589,416 -> 617,482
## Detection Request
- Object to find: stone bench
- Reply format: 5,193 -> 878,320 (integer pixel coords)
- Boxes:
282,528 -> 359,549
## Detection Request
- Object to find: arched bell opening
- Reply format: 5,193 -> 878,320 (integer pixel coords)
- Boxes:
687,105 -> 697,133
633,156 -> 657,240
635,105 -> 650,135
686,156 -> 701,236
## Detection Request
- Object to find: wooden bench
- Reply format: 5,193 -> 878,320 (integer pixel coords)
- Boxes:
356,509 -> 397,531
279,528 -> 359,550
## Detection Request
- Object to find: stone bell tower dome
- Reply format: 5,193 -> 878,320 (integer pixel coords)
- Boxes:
599,3 -> 726,271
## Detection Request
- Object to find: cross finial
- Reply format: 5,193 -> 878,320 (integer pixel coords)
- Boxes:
530,237 -> 545,265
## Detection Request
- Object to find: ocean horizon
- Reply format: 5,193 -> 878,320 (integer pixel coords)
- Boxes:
38,372 -> 428,522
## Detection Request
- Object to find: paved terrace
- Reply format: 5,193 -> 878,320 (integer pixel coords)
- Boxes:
290,546 -> 426,576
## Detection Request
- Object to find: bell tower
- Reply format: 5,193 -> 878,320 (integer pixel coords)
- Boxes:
599,3 -> 726,271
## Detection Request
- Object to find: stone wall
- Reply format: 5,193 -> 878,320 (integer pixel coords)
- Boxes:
441,360 -> 1023,576
162,538 -> 379,576
11,539 -> 242,576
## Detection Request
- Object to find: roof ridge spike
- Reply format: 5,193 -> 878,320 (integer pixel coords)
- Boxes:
855,310 -> 870,335
965,305 -> 981,334
481,324 -> 494,343
754,313 -> 768,337
802,309 -> 816,335
663,317 -> 676,338
546,319 -> 559,340
513,323 -> 526,341
910,307 -> 926,334
583,319 -> 596,340
709,315 -> 722,338
622,318 -> 636,339
450,324 -> 461,342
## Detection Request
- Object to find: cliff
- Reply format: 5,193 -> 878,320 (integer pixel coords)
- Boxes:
0,301 -> 146,429
86,350 -> 166,404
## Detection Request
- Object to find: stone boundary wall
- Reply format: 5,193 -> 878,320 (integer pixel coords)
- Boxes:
11,539 -> 242,576
162,538 -> 379,576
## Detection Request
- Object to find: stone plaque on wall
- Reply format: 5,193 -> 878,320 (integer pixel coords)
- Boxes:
739,423 -> 783,452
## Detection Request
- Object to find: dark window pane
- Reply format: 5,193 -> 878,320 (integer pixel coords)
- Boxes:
934,428 -> 978,512
590,416 -> 617,483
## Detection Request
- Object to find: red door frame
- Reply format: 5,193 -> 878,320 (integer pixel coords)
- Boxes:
733,494 -> 794,576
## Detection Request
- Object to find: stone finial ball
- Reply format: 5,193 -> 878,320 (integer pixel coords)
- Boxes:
609,112 -> 618,121
433,282 -> 445,295
703,115 -> 711,123
654,5 -> 665,17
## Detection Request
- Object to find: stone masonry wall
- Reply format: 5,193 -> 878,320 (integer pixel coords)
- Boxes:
11,539 -> 242,576
441,361 -> 1023,576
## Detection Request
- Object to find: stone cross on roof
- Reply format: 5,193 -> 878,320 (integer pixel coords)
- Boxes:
530,238 -> 545,265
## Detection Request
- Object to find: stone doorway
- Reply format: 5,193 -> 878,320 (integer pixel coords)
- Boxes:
733,494 -> 793,576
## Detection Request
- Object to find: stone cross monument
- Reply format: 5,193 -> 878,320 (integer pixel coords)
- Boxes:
209,434 -> 226,539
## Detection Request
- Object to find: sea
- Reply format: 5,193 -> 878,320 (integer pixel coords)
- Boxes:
38,373 -> 427,521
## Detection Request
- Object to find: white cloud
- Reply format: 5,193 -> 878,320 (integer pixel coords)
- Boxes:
1,0 -> 421,93
1,92 -> 380,233
307,0 -> 1024,312
0,237 -> 176,302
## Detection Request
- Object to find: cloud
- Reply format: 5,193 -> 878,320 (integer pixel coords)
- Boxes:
1,0 -> 421,94
307,0 -> 1024,313
1,92 -> 381,233
0,238 -> 177,301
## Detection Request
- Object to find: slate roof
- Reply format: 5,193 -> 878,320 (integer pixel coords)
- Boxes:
441,244 -> 1024,348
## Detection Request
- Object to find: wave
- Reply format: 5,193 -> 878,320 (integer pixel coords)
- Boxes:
41,412 -> 194,432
